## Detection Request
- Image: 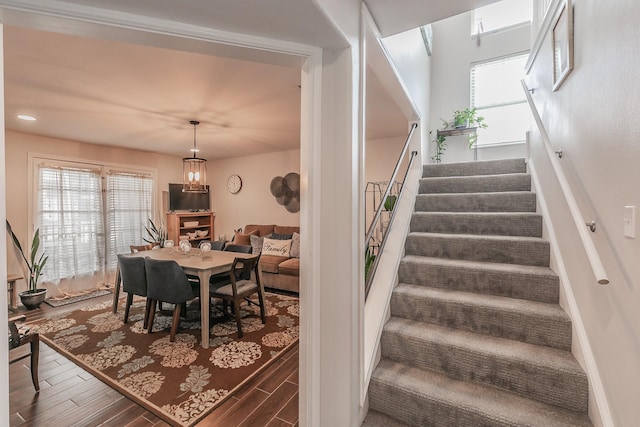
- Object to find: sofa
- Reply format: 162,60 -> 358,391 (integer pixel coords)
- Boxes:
232,224 -> 299,293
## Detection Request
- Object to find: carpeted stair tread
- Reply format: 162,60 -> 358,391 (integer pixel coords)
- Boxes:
391,284 -> 572,350
369,359 -> 593,427
415,191 -> 537,212
361,410 -> 412,427
419,173 -> 531,194
381,317 -> 588,412
410,212 -> 543,237
405,232 -> 550,267
423,158 -> 527,178
398,255 -> 559,303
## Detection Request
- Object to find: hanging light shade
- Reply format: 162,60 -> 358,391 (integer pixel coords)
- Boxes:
183,120 -> 208,193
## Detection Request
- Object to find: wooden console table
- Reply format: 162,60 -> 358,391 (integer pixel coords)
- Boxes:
7,273 -> 22,310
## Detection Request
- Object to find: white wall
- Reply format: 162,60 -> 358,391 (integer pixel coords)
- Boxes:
526,0 -> 640,425
208,149 -> 300,240
430,12 -> 530,163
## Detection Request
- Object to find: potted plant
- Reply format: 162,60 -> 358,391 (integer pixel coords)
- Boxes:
6,220 -> 49,309
143,218 -> 167,247
452,108 -> 487,148
430,130 -> 447,163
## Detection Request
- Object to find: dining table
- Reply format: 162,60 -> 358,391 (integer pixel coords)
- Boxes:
112,246 -> 254,348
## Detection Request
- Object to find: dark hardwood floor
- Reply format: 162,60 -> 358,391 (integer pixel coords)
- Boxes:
8,294 -> 299,426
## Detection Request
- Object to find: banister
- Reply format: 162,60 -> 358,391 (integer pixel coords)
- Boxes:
365,122 -> 418,298
521,79 -> 609,285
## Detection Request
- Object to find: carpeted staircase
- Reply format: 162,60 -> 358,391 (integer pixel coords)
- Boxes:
363,158 -> 593,427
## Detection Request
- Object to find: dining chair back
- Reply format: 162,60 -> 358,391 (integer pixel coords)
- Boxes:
210,240 -> 226,251
210,254 -> 265,338
130,243 -> 155,253
9,315 -> 40,391
117,254 -> 149,326
223,244 -> 252,254
144,258 -> 199,341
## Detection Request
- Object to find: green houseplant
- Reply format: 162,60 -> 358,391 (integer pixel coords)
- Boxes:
143,218 -> 167,247
433,108 -> 488,160
6,220 -> 49,309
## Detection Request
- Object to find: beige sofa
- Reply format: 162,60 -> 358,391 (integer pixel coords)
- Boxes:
234,224 -> 299,293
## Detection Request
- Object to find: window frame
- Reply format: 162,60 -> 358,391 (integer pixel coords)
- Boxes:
28,153 -> 158,274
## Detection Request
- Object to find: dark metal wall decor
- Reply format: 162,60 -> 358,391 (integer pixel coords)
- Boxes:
270,172 -> 300,213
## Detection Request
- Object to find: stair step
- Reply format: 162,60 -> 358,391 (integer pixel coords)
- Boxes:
423,158 -> 527,178
415,191 -> 537,212
419,173 -> 531,194
369,359 -> 593,427
398,256 -> 559,303
405,232 -> 550,267
410,212 -> 542,237
361,410 -> 411,427
391,284 -> 572,350
381,317 -> 588,412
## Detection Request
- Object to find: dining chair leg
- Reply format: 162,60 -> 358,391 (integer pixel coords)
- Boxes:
124,293 -> 134,323
143,299 -> 152,329
30,337 -> 40,392
233,299 -> 243,339
170,304 -> 181,342
147,300 -> 157,334
257,289 -> 266,324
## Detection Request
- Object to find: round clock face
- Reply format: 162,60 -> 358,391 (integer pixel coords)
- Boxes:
227,174 -> 242,194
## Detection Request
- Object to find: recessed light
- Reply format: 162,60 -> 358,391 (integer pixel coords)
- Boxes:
18,115 -> 36,121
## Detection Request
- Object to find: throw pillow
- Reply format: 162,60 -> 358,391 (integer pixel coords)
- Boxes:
261,237 -> 292,257
290,232 -> 300,258
270,233 -> 293,240
233,229 -> 258,246
249,233 -> 272,255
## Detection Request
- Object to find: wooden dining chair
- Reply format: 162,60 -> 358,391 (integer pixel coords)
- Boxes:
144,258 -> 200,342
117,254 -> 150,327
209,254 -> 265,338
130,243 -> 154,253
209,244 -> 253,288
9,315 -> 40,392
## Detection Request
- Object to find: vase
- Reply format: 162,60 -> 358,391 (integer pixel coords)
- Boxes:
19,288 -> 47,309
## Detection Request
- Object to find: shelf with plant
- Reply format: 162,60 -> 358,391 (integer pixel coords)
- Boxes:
433,108 -> 488,161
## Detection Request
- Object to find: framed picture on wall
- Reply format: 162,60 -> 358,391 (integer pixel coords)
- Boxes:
552,0 -> 574,91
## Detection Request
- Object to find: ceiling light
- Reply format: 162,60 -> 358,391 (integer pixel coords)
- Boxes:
17,115 -> 36,121
183,120 -> 208,193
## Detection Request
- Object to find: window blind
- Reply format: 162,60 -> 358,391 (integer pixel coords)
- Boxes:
105,171 -> 153,270
37,166 -> 105,282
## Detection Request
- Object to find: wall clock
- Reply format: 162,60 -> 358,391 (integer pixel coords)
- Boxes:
227,174 -> 242,194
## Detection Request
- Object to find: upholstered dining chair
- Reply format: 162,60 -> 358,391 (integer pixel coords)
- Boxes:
209,254 -> 265,338
144,258 -> 200,342
9,314 -> 40,392
117,254 -> 150,327
210,240 -> 225,251
209,244 -> 253,289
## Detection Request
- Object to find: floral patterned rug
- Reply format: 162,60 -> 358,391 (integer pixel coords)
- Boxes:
28,292 -> 299,426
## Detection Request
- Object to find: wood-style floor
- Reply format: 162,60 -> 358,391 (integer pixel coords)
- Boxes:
8,294 -> 299,426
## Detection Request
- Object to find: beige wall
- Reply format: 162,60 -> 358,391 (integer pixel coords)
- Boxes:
527,1 -> 640,425
207,149 -> 300,241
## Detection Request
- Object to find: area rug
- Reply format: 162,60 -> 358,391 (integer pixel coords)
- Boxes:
27,292 -> 299,426
44,289 -> 112,307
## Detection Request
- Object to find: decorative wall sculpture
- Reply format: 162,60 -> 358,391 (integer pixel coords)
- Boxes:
270,172 -> 300,213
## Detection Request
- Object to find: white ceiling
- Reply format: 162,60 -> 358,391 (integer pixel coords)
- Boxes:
0,0 -> 500,160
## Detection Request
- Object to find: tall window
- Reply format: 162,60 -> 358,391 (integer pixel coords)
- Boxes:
471,53 -> 529,147
105,171 -> 153,271
472,0 -> 533,35
36,161 -> 154,283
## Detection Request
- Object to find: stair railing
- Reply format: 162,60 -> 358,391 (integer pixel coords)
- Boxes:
521,79 -> 609,285
365,122 -> 419,298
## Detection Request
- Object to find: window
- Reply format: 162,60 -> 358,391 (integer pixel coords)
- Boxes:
470,53 -> 529,147
472,0 -> 533,35
35,160 -> 154,284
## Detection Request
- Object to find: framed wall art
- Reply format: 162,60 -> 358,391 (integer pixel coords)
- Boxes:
552,0 -> 574,91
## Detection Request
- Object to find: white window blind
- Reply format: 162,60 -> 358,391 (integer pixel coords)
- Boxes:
105,171 -> 153,270
36,166 -> 105,282
471,53 -> 529,146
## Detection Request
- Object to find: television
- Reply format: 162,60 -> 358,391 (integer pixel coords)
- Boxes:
168,183 -> 210,211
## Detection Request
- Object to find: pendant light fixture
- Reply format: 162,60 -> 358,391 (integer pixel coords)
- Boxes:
183,120 -> 208,193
